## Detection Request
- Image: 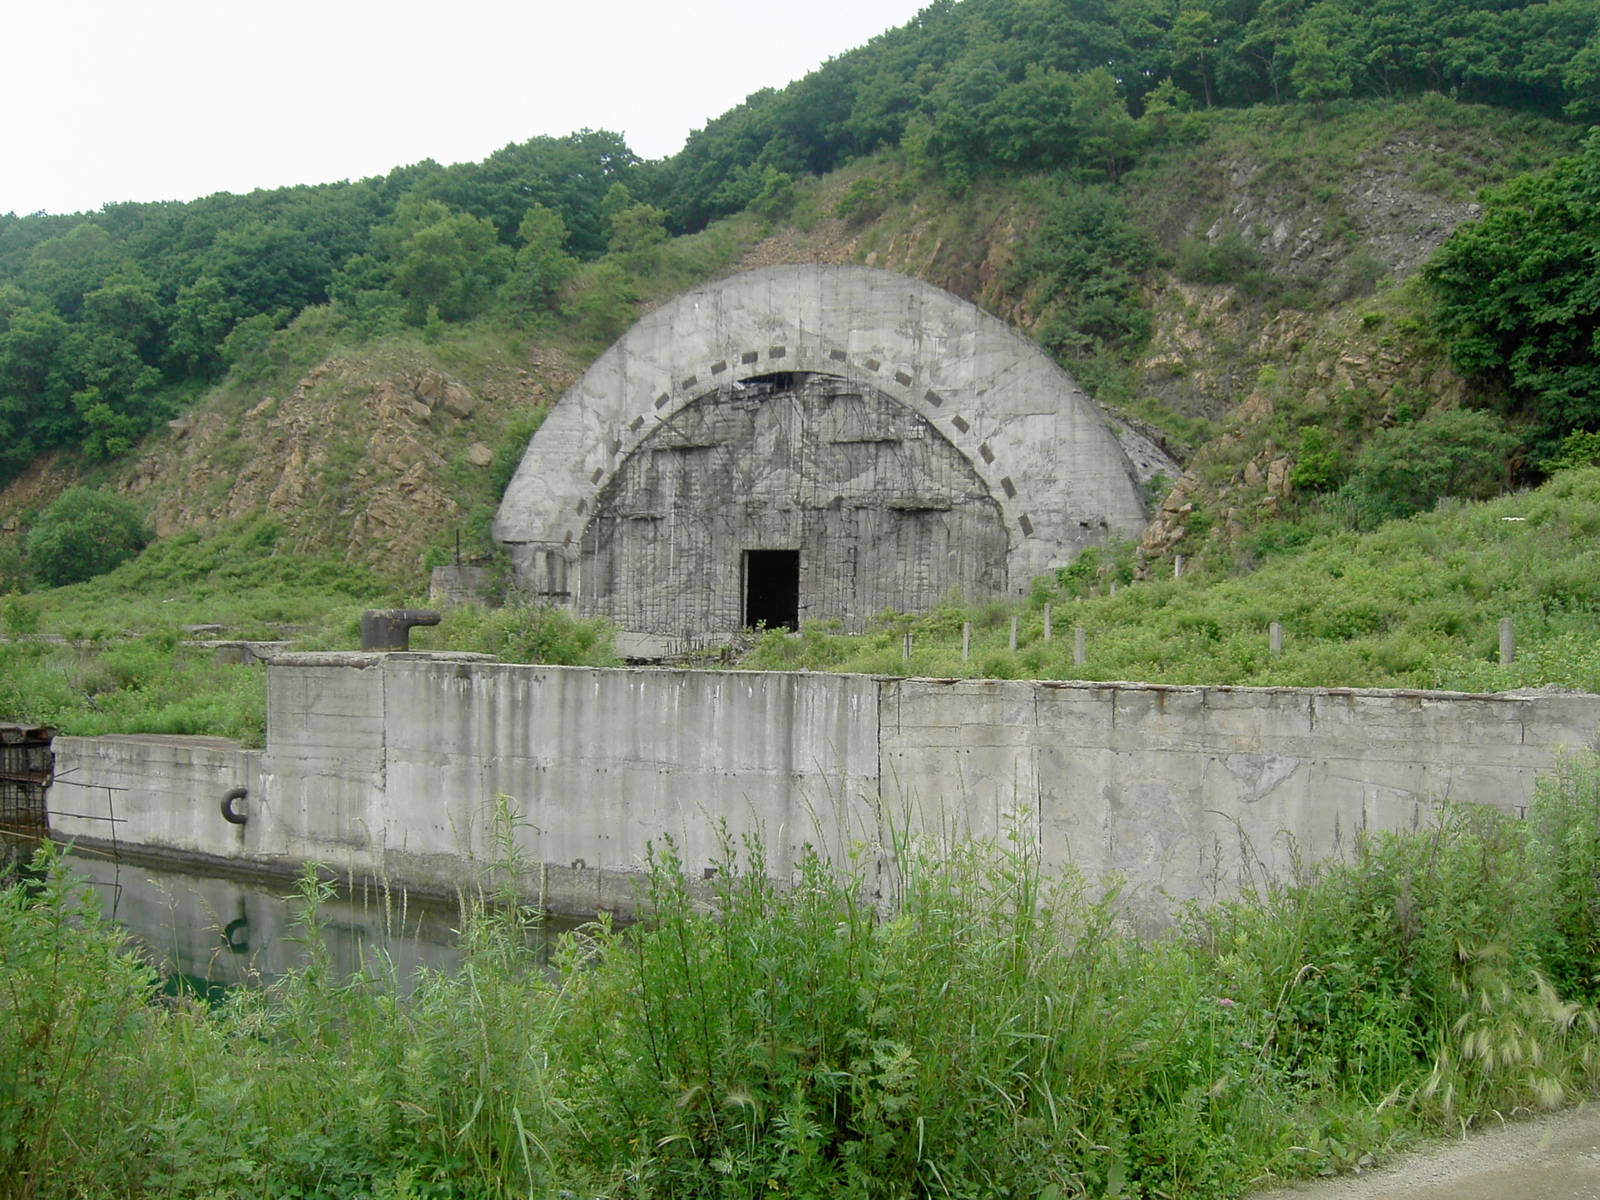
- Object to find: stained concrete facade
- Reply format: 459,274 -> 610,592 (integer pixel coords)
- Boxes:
494,266 -> 1155,641
49,655 -> 1600,920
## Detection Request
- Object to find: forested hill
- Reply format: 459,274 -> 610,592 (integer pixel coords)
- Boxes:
1,0 -> 1598,512
656,0 -> 1600,227
0,131 -> 641,483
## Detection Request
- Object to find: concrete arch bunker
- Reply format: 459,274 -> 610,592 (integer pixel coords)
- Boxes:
494,265 -> 1151,643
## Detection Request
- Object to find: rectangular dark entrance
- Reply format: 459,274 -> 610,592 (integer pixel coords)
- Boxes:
744,550 -> 799,631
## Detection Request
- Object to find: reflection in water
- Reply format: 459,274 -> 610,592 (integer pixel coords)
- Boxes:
67,851 -> 582,991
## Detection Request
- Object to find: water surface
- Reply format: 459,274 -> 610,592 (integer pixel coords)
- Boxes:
65,849 -> 583,993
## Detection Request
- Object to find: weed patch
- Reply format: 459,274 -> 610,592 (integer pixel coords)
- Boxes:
11,760 -> 1600,1197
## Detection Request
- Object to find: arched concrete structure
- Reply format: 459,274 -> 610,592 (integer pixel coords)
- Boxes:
494,265 -> 1150,641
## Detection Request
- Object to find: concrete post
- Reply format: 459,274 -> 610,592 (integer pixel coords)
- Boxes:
903,630 -> 913,662
962,622 -> 972,662
1110,581 -> 1117,597
1500,618 -> 1515,666
1270,622 -> 1283,658
1009,616 -> 1019,652
1174,555 -> 1184,578
1074,627 -> 1086,666
1043,604 -> 1052,644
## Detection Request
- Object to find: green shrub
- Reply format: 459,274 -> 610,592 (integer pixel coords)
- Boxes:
24,489 -> 147,588
1543,429 -> 1600,473
413,601 -> 617,666
833,176 -> 888,221
1342,407 -> 1518,527
1288,426 -> 1343,492
1017,184 -> 1153,366
1175,228 -> 1265,290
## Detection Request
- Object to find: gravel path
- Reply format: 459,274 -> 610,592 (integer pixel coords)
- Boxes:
1250,1103 -> 1600,1199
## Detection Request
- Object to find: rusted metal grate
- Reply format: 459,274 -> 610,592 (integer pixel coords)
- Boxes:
0,723 -> 53,845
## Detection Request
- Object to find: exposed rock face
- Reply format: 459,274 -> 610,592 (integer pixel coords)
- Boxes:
0,351 -> 564,579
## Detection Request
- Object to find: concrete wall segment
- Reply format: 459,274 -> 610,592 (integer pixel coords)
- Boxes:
374,659 -> 882,904
51,734 -> 264,867
46,659 -> 1600,919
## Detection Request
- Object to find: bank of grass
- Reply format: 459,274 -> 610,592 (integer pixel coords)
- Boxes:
10,759 -> 1600,1199
0,636 -> 270,746
0,518 -> 388,746
0,516 -> 618,744
743,467 -> 1600,692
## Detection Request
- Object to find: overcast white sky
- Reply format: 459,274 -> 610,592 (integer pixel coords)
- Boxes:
3,0 -> 930,217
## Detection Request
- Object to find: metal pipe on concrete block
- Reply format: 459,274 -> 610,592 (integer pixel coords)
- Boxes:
360,609 -> 442,651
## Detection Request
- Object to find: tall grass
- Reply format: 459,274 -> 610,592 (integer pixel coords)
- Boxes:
10,759 -> 1600,1198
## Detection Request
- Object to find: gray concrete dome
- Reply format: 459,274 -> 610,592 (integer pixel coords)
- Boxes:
493,264 -> 1151,643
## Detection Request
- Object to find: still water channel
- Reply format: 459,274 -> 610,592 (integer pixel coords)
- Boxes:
63,848 -> 587,995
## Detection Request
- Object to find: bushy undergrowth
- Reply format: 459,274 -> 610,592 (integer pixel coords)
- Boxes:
0,519 -> 397,745
409,602 -> 619,666
0,637 -> 268,746
743,467 -> 1600,691
11,760 -> 1600,1199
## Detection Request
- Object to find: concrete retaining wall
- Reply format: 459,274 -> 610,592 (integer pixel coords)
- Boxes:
48,655 -> 1600,915
51,734 -> 263,867
879,680 -> 1600,914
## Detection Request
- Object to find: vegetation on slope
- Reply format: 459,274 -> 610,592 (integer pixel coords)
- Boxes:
743,466 -> 1600,692
8,463 -> 1600,745
4,0 -> 1596,493
11,760 -> 1600,1198
0,517 -> 615,746
657,0 -> 1600,228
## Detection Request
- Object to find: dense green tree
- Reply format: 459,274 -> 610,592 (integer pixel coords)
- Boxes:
405,130 -> 639,257
1424,132 -> 1600,449
376,197 -> 512,325
1290,20 -> 1354,107
200,219 -> 336,321
24,488 -> 147,587
1071,67 -> 1137,178
1342,408 -> 1518,524
18,224 -> 120,319
606,201 -> 668,260
0,307 -> 70,478
500,205 -> 577,317
166,276 -> 235,374
571,261 -> 639,345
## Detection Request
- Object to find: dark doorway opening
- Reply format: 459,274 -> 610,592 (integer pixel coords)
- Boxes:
744,550 -> 800,630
